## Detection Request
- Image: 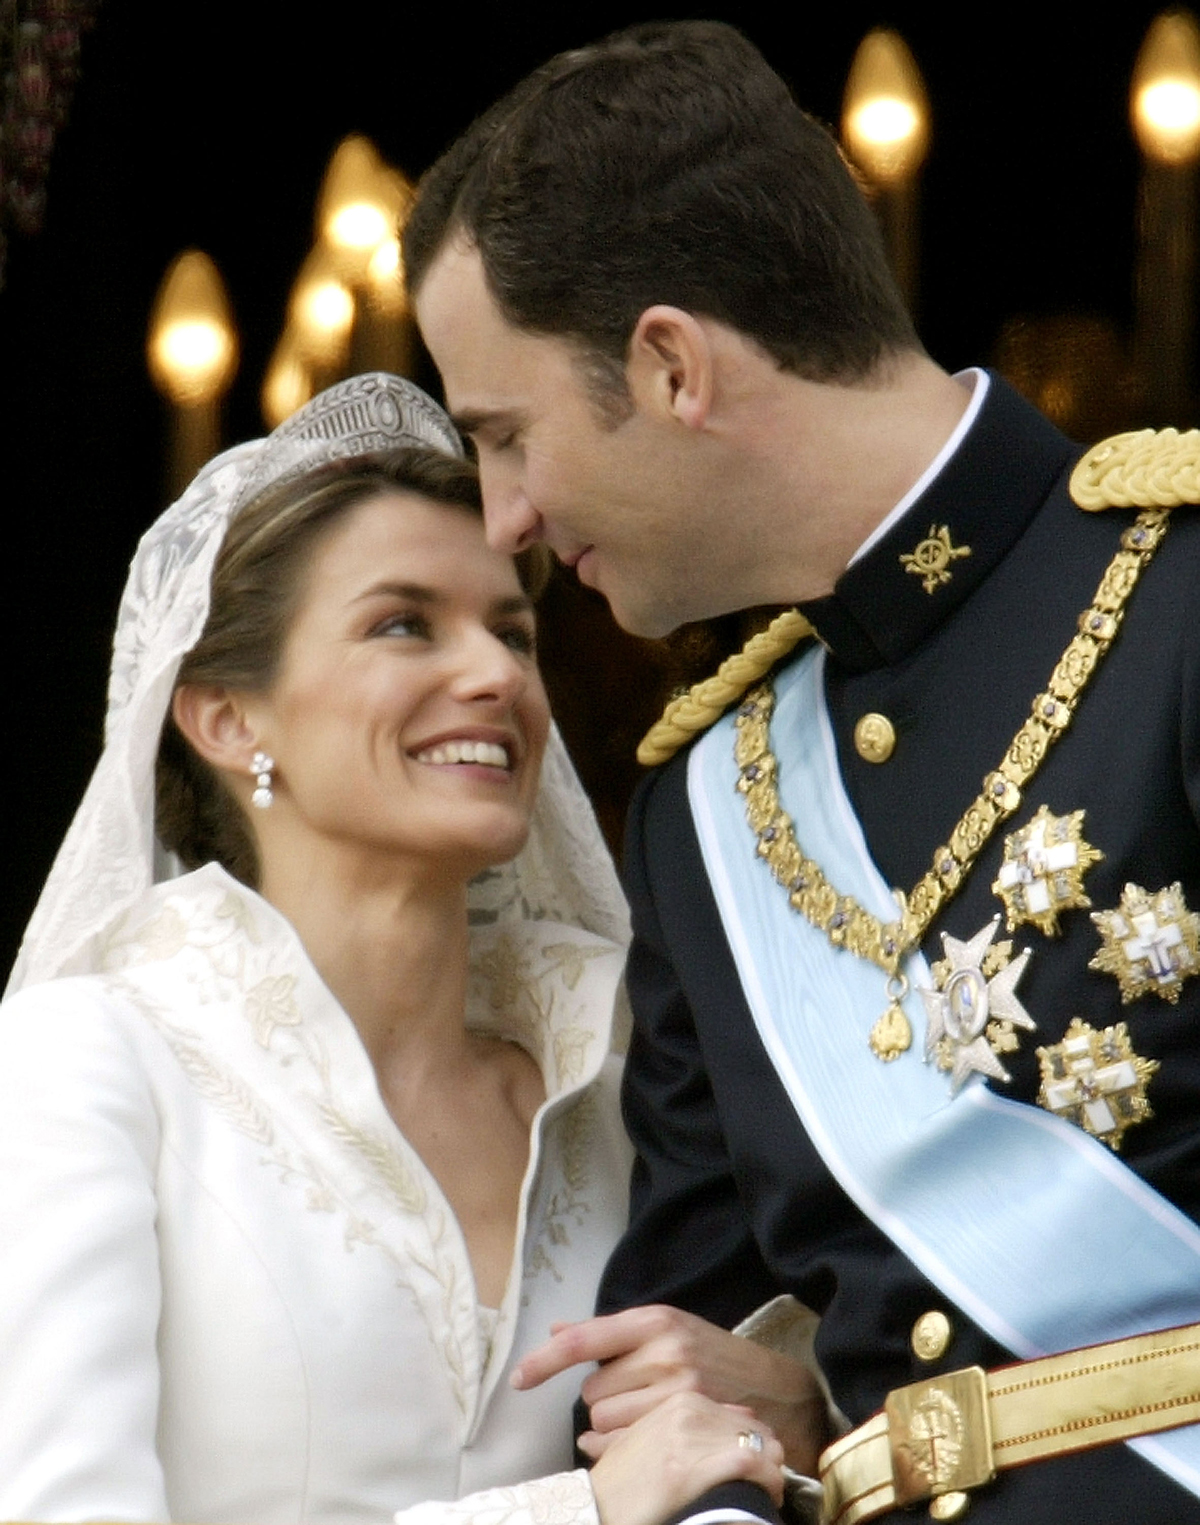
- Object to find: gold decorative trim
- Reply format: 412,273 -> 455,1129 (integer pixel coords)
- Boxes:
822,1324 -> 1200,1523
637,608 -> 812,767
1070,427 -> 1200,511
899,524 -> 972,593
735,509 -> 1172,1053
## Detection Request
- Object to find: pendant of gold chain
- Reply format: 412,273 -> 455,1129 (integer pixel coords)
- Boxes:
734,507 -> 1171,1060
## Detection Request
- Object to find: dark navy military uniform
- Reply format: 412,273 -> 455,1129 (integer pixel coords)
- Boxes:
597,375 -> 1200,1520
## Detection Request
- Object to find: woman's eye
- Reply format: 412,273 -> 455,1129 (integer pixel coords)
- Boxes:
373,612 -> 430,640
497,623 -> 537,656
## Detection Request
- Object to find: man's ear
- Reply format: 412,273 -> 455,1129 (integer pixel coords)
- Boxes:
172,684 -> 261,778
627,305 -> 714,430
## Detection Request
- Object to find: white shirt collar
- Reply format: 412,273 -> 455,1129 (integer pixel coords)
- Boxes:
848,367 -> 990,568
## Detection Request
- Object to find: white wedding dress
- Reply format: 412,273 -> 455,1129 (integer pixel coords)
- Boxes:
0,865 -> 630,1524
0,373 -> 635,1525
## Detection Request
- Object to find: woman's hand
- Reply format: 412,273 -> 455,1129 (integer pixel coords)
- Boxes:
587,1392 -> 783,1525
511,1304 -> 830,1476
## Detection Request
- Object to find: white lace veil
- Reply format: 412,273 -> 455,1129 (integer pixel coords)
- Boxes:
6,372 -> 630,999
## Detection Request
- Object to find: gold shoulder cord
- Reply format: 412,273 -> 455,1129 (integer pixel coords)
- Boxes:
637,609 -> 814,766
636,426 -> 1200,1059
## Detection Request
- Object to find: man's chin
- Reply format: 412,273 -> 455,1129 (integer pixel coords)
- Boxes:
572,558 -> 695,639
603,594 -> 681,641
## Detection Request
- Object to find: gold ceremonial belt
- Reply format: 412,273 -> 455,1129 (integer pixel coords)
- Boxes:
819,1321 -> 1200,1523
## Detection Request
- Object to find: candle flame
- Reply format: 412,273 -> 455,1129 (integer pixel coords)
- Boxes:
1132,11 -> 1200,164
842,29 -> 930,184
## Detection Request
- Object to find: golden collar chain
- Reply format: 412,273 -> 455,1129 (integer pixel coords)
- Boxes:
734,506 -> 1173,1060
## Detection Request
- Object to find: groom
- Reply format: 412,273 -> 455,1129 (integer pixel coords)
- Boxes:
406,19 -> 1200,1523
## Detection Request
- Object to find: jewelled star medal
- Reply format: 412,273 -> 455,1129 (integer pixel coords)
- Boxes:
921,918 -> 1035,1092
993,805 -> 1102,936
1036,1018 -> 1159,1150
1090,881 -> 1200,1003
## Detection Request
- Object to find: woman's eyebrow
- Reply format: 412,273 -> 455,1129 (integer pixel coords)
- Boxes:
353,580 -> 440,605
352,584 -> 534,617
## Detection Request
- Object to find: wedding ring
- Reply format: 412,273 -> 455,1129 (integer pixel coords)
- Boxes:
737,1429 -> 765,1453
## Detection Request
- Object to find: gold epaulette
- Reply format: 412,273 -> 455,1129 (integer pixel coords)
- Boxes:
1070,426 -> 1200,510
636,608 -> 813,767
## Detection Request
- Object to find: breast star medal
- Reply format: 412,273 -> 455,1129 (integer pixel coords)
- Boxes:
899,524 -> 972,594
921,918 -> 1035,1092
1090,882 -> 1200,1003
992,806 -> 1102,936
1036,1018 -> 1159,1150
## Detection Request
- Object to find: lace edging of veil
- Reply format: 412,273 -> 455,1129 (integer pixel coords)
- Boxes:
6,374 -> 630,1015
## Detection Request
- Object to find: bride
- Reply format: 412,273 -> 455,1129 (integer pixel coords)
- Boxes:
0,373 -> 789,1525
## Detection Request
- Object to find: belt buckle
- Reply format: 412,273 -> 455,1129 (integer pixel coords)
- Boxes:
885,1365 -> 995,1507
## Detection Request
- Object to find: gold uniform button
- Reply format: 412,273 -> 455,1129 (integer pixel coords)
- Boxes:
854,712 -> 896,763
929,1492 -> 971,1521
911,1309 -> 953,1362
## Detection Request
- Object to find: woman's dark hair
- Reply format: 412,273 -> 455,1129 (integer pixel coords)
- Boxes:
404,19 -> 920,398
155,445 -> 542,887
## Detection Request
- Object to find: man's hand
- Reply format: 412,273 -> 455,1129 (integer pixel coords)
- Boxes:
512,1304 -> 830,1476
588,1393 -> 784,1525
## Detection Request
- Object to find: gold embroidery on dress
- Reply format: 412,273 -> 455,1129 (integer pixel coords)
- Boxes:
525,1089 -> 596,1290
110,876 -> 612,1413
540,940 -> 612,989
244,973 -> 301,1047
140,1011 -> 275,1146
108,887 -> 473,1411
318,1104 -> 427,1213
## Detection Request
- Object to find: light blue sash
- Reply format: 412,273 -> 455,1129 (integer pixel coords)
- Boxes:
688,645 -> 1200,1495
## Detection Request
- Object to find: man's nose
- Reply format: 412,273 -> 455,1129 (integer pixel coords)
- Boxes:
480,461 -> 542,554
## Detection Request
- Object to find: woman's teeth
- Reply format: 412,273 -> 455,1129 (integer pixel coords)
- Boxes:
416,740 -> 510,768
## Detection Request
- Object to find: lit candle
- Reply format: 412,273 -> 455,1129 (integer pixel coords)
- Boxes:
261,330 -> 314,431
146,250 -> 238,496
841,28 -> 930,315
285,242 -> 356,387
316,135 -> 414,374
1131,9 -> 1200,422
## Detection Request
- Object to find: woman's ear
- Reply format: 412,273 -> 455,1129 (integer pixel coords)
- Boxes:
626,305 -> 715,431
171,685 -> 260,777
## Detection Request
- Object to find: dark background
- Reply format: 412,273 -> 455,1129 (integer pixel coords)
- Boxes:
0,1 -> 1185,975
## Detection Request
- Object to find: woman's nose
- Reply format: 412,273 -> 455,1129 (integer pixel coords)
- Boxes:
451,628 -> 531,704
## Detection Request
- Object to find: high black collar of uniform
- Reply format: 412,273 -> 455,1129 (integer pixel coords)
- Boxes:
796,373 -> 1078,674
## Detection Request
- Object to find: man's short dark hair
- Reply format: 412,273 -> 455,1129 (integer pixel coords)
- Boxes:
404,19 -> 921,389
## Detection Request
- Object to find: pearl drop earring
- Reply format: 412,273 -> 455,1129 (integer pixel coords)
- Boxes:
250,750 -> 275,809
